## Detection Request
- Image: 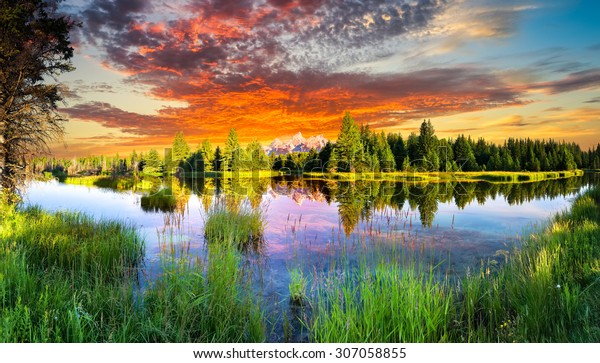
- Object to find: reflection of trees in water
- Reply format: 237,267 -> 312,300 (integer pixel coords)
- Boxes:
267,176 -> 592,233
182,176 -> 269,211
408,184 -> 439,228
172,174 -> 596,233
140,178 -> 191,213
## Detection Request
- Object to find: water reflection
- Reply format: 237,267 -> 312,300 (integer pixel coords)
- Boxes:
164,174 -> 594,232
80,173 -> 597,243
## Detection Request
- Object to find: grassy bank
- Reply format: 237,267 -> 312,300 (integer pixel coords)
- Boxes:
303,169 -> 584,183
64,176 -> 156,191
308,185 -> 600,342
0,205 -> 264,342
183,170 -> 280,179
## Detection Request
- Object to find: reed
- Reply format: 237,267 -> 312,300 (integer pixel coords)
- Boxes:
308,186 -> 600,342
204,199 -> 265,250
0,204 -> 265,342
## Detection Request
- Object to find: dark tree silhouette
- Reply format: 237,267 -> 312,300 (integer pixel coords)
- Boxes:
0,0 -> 77,203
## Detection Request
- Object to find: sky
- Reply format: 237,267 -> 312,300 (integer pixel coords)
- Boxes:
53,0 -> 600,157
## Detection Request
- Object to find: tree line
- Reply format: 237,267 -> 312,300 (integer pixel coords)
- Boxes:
325,112 -> 596,173
36,112 -> 600,178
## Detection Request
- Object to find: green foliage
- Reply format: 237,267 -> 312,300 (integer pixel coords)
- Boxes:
213,146 -> 223,171
332,112 -> 363,172
171,132 -> 191,168
417,119 -> 440,171
360,127 -> 396,172
204,199 -> 265,250
288,268 -> 309,306
201,140 -> 214,172
0,0 -> 78,202
223,128 -> 243,171
245,139 -> 270,170
453,135 -> 478,171
142,149 -> 163,176
0,205 -> 264,342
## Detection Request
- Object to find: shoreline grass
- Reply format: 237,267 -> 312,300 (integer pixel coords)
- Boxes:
308,185 -> 600,342
64,169 -> 586,185
302,169 -> 584,183
203,199 -> 266,250
64,176 -> 156,191
0,205 -> 265,342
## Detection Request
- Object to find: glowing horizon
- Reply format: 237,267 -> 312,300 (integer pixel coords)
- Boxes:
52,0 -> 600,157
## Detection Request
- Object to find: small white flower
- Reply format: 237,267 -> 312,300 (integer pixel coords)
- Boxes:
556,284 -> 561,289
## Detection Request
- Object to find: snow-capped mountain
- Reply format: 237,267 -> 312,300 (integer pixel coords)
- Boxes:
263,132 -> 328,155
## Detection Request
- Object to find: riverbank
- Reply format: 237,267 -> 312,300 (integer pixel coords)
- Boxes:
60,169 -> 585,188
309,185 -> 600,342
303,169 -> 584,183
0,206 -> 264,342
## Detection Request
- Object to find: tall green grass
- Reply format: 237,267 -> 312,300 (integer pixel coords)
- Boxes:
0,204 -> 265,342
0,205 -> 143,342
311,261 -> 453,342
140,242 -> 264,342
1,207 -> 143,280
204,199 -> 265,250
288,268 -> 309,306
309,186 -> 600,342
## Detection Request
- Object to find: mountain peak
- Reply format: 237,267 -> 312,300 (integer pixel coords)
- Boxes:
264,133 -> 328,155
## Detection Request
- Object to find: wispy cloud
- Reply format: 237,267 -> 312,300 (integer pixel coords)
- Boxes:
529,69 -> 600,94
584,96 -> 600,103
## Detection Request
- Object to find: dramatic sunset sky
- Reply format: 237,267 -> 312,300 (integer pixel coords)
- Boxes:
54,0 -> 600,157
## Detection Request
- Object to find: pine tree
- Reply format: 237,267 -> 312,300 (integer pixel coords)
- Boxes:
1,0 -> 78,202
375,132 -> 395,172
213,146 -> 222,171
387,133 -> 405,171
317,141 -> 333,171
401,156 -> 411,172
200,140 -> 214,172
437,139 -> 454,171
333,112 -> 363,172
407,133 -> 419,166
223,128 -> 242,171
130,150 -> 139,175
143,149 -> 163,175
558,146 -> 577,170
172,132 -> 191,165
246,139 -> 269,170
417,120 -> 439,171
453,135 -> 478,171
487,149 -> 501,171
